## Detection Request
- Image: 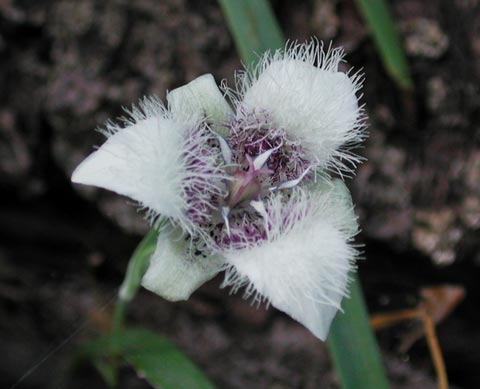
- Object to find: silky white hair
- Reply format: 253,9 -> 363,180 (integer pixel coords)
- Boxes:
223,39 -> 367,178
221,184 -> 359,340
72,97 -> 226,238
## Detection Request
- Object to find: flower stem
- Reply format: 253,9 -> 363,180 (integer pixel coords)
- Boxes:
111,299 -> 128,347
109,229 -> 160,373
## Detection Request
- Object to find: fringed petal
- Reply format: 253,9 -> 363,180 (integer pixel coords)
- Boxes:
142,229 -> 225,301
72,98 -> 225,236
237,40 -> 366,176
221,181 -> 359,340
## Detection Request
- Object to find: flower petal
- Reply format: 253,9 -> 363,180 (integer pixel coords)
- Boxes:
222,182 -> 358,340
327,178 -> 359,237
142,229 -> 224,301
239,41 -> 365,174
72,98 -> 225,235
72,113 -> 186,223
167,74 -> 233,135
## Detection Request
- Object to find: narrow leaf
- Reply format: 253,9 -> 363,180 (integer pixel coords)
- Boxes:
121,329 -> 215,389
328,275 -> 390,389
218,0 -> 284,66
80,329 -> 214,389
354,0 -> 413,90
92,358 -> 117,388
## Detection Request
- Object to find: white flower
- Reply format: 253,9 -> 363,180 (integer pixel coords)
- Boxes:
72,40 -> 365,340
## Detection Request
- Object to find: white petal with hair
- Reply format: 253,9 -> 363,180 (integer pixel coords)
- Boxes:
71,40 -> 366,341
235,41 -> 365,175
222,180 -> 358,340
142,229 -> 225,301
71,98 -> 225,235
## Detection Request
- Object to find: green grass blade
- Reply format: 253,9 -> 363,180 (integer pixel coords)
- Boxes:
218,0 -> 284,65
80,329 -> 215,389
122,329 -> 215,389
219,1 -> 390,387
354,0 -> 413,90
328,275 -> 390,389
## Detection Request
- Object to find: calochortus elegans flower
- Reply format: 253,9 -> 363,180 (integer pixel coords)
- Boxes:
72,41 -> 366,340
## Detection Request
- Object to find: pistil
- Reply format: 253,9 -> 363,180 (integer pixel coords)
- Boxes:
227,154 -> 273,208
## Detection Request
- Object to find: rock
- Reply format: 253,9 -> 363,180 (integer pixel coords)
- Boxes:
401,18 -> 449,59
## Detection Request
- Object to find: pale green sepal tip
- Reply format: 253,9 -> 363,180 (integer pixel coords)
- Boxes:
330,178 -> 359,236
167,74 -> 233,136
141,231 -> 224,302
312,177 -> 359,237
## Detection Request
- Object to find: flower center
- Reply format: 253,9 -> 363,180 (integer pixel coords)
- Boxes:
187,109 -> 313,252
226,154 -> 273,208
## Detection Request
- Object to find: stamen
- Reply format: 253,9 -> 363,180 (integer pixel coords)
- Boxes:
221,206 -> 231,237
215,133 -> 233,164
270,166 -> 312,191
253,147 -> 279,170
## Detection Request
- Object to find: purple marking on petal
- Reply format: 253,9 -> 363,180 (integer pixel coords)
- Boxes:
227,108 -> 311,186
178,107 -> 316,257
181,123 -> 225,229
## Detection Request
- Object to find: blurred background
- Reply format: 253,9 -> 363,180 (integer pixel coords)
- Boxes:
1,0 -> 479,388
